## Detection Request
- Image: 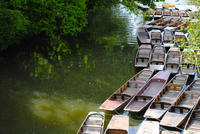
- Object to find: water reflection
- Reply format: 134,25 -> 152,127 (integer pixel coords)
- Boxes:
0,3 -> 142,134
30,92 -> 98,133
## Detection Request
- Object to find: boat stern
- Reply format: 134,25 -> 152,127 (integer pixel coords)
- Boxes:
99,99 -> 123,111
160,112 -> 187,128
150,64 -> 164,71
144,108 -> 166,120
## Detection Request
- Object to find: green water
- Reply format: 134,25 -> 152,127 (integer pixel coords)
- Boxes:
0,4 -> 141,134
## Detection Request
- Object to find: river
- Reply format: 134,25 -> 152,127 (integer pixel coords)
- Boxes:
0,0 -> 192,134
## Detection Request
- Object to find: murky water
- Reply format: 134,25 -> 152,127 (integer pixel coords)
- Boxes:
0,0 -> 194,134
0,4 -> 142,134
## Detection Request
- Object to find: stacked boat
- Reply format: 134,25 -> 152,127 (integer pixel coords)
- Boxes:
77,3 -> 199,134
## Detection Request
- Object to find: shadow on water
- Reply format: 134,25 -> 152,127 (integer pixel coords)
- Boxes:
0,3 -> 144,134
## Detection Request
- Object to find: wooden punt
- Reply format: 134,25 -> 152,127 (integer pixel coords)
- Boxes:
181,49 -> 196,75
144,74 -> 188,120
137,120 -> 159,134
160,79 -> 200,128
99,69 -> 154,111
175,32 -> 188,47
164,47 -> 181,74
104,115 -> 129,134
137,27 -> 151,45
124,71 -> 170,113
77,112 -> 105,134
183,98 -> 200,134
151,30 -> 162,46
163,29 -> 174,48
150,45 -> 165,71
154,9 -> 163,19
163,9 -> 172,18
171,10 -> 180,19
161,130 -> 180,134
135,45 -> 152,68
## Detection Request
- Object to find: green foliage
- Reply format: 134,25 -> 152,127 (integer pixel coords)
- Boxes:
0,9 -> 29,50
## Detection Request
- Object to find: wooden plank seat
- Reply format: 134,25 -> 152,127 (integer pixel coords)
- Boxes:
136,75 -> 150,82
128,80 -> 144,88
112,93 -> 131,101
190,86 -> 200,92
136,58 -> 148,65
170,106 -> 191,114
140,70 -> 153,76
172,80 -> 185,85
153,102 -> 171,110
85,117 -> 104,126
122,87 -> 139,96
167,58 -> 180,64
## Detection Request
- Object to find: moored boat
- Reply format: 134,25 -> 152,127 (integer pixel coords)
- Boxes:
163,9 -> 172,18
137,27 -> 151,45
183,98 -> 200,134
160,79 -> 200,128
104,115 -> 129,134
171,10 -> 180,19
77,112 -> 105,134
124,71 -> 170,113
137,120 -> 159,134
150,45 -> 165,70
99,69 -> 154,111
163,29 -> 174,48
154,9 -> 163,19
135,45 -> 152,68
144,74 -> 188,120
164,47 -> 181,74
168,21 -> 184,28
181,49 -> 196,75
151,30 -> 162,46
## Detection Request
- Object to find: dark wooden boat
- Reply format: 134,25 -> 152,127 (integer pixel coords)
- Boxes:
137,27 -> 151,45
154,9 -> 163,19
183,98 -> 200,134
104,115 -> 129,134
124,71 -> 170,113
151,30 -> 162,46
135,45 -> 152,68
163,29 -> 174,48
171,10 -> 180,19
181,49 -> 196,75
175,32 -> 188,47
99,69 -> 154,111
164,47 -> 181,74
144,74 -> 188,120
77,112 -> 105,134
150,45 -> 165,71
163,9 -> 172,18
137,120 -> 159,134
160,79 -> 200,128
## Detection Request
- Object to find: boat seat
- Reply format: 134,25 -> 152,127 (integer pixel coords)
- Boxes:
135,96 -> 153,102
86,118 -> 103,126
113,93 -> 131,101
171,106 -> 190,114
82,125 -> 102,134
